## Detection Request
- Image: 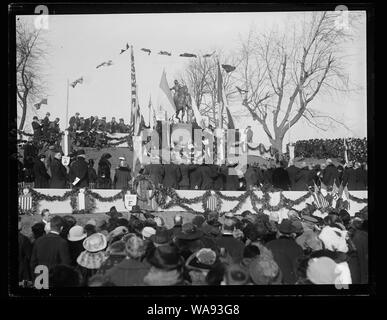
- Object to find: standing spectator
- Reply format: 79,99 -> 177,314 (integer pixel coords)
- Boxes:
286,160 -> 299,190
97,153 -> 112,189
76,233 -> 107,286
162,163 -> 182,189
31,116 -> 43,139
113,158 -> 132,189
107,117 -> 119,134
30,216 -> 71,272
33,154 -> 50,188
143,160 -> 165,186
266,219 -> 303,284
104,234 -> 150,286
293,162 -> 311,191
69,112 -> 80,130
244,164 -> 259,190
322,159 -> 339,187
118,118 -> 127,133
18,217 -> 32,284
342,162 -> 357,190
69,150 -> 89,188
99,117 -> 107,131
87,159 -> 98,188
67,225 -> 87,267
215,218 -> 245,264
49,152 -> 67,188
354,162 -> 367,190
42,112 -> 51,136
272,161 -> 291,190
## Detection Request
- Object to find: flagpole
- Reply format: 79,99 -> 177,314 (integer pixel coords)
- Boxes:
66,79 -> 69,129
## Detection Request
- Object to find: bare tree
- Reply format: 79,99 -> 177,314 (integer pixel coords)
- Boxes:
16,18 -> 47,134
237,11 -> 361,154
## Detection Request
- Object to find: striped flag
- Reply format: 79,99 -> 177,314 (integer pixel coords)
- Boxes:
312,189 -> 329,209
130,46 -> 141,136
207,195 -> 218,211
217,61 -> 224,128
159,69 -> 176,118
70,77 -> 83,88
19,195 -> 32,211
34,98 -> 48,110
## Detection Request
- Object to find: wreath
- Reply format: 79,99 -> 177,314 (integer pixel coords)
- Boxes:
132,174 -> 156,201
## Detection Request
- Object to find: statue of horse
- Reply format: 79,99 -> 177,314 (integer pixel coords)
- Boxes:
173,85 -> 192,122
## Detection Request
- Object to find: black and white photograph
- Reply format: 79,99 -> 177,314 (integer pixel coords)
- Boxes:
8,3 -> 374,301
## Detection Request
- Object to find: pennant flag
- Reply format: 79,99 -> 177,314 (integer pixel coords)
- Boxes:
343,184 -> 350,201
34,98 -> 48,110
120,43 -> 130,55
70,77 -> 83,88
96,60 -> 113,69
158,51 -> 171,56
203,51 -> 215,58
159,69 -> 176,118
221,64 -> 236,73
226,107 -> 235,129
180,53 -> 197,58
343,138 -> 349,163
141,48 -> 151,55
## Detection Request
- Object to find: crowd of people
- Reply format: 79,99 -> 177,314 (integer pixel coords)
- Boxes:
293,138 -> 367,163
68,113 -> 132,134
30,113 -> 63,145
18,204 -> 368,287
17,144 -> 367,191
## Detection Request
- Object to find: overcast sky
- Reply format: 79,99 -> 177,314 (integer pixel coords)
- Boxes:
17,11 -> 367,147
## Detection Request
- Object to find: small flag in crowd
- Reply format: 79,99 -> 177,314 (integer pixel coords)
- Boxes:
221,64 -> 236,73
34,98 -> 47,110
96,60 -> 113,68
70,77 -> 83,88
312,187 -> 329,209
180,53 -> 197,58
141,48 -> 152,55
158,51 -> 171,56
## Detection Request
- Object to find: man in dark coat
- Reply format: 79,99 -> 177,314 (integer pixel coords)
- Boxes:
30,216 -> 71,273
224,162 -> 239,191
266,219 -> 303,284
69,150 -> 89,188
31,116 -> 43,139
69,112 -> 80,130
342,162 -> 357,190
293,162 -> 312,191
197,163 -> 218,190
244,164 -> 259,190
354,162 -> 367,190
19,217 -> 32,283
189,164 -> 202,190
143,161 -> 165,186
215,219 -> 245,264
107,117 -> 119,134
262,164 -> 273,187
286,160 -> 299,191
113,159 -> 132,189
162,164 -> 182,189
97,153 -> 112,188
272,161 -> 291,190
49,152 -> 68,188
42,112 -> 51,136
322,159 -> 339,187
178,163 -> 191,190
33,154 -> 50,188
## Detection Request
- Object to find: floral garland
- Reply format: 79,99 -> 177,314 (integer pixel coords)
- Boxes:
133,175 -> 156,201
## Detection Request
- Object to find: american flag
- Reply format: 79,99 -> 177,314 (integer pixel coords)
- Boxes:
19,195 -> 32,211
207,195 -> 218,211
312,184 -> 329,209
130,46 -> 141,136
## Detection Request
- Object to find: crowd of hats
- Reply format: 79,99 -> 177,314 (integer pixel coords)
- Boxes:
292,138 -> 367,163
20,202 -> 368,287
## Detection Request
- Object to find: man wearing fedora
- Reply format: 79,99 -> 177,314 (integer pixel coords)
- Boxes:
49,151 -> 68,188
215,218 -> 245,264
31,216 -> 71,273
265,219 -> 304,284
69,149 -> 89,188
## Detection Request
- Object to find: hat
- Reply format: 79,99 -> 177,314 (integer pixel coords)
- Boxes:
130,205 -> 142,214
86,219 -> 97,227
150,229 -> 170,245
77,149 -> 86,157
224,212 -> 234,219
147,245 -> 184,270
106,240 -> 127,256
291,220 -> 304,234
118,156 -> 126,161
186,248 -> 217,271
67,225 -> 87,242
77,251 -> 106,269
75,112 -> 80,116
225,264 -> 249,285
306,257 -> 339,284
38,154 -> 46,159
278,219 -> 296,234
124,234 -> 146,258
48,145 -> 55,150
249,255 -> 282,285
107,206 -> 122,219
83,233 -> 107,252
108,226 -> 129,240
295,230 -> 323,251
142,226 -> 156,239
176,223 -> 203,240
318,226 -> 348,253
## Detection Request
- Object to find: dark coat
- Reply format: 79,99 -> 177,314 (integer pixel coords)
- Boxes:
32,121 -> 43,137
286,165 -> 299,190
225,164 -> 239,191
213,166 -> 226,190
30,232 -> 71,272
33,159 -> 50,188
266,237 -> 303,284
244,166 -> 259,189
272,167 -> 291,190
97,158 -> 112,188
322,164 -> 339,187
215,234 -> 245,264
69,158 -> 89,188
351,229 -> 368,284
293,167 -> 312,191
19,232 -> 32,281
105,257 -> 151,286
342,167 -> 357,190
88,166 -> 98,183
189,165 -> 202,190
197,164 -> 218,190
163,164 -> 182,189
49,158 -> 67,188
143,164 -> 165,186
178,164 -> 191,189
114,166 -> 132,189
263,168 -> 273,186
354,168 -> 367,190
67,240 -> 84,267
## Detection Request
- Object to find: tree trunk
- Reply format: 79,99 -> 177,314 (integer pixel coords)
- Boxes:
270,137 -> 283,156
18,100 -> 27,135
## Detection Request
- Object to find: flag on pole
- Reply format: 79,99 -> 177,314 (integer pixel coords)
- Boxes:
159,69 -> 176,118
217,61 -> 224,128
130,45 -> 141,136
148,96 -> 152,127
342,184 -> 350,201
343,138 -> 349,163
34,98 -> 48,110
70,77 -> 83,88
